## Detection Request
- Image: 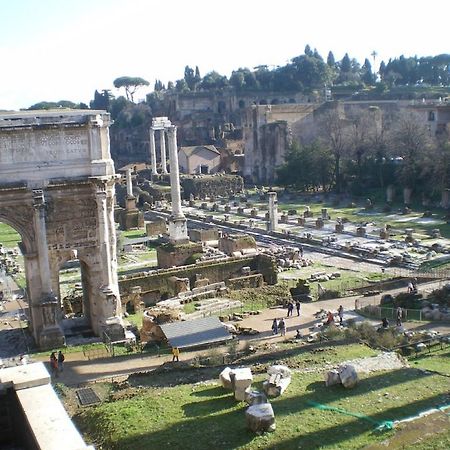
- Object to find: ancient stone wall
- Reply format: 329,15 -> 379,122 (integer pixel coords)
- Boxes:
156,242 -> 203,268
119,254 -> 277,304
181,174 -> 243,199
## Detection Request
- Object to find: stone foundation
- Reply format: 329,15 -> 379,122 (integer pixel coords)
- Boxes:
156,241 -> 203,268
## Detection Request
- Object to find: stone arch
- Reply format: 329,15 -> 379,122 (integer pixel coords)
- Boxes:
0,205 -> 35,255
0,110 -> 124,349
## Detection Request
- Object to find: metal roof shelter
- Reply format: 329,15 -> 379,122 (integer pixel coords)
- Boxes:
160,316 -> 233,349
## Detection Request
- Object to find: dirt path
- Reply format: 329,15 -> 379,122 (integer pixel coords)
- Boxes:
23,279 -> 448,387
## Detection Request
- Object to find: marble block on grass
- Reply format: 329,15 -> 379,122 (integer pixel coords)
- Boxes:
246,403 -> 276,433
338,364 -> 359,388
230,367 -> 253,401
219,367 -> 233,390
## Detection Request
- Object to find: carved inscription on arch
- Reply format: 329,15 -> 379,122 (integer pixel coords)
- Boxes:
46,198 -> 98,250
0,129 -> 89,164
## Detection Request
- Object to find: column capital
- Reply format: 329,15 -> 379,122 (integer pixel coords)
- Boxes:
32,189 -> 45,209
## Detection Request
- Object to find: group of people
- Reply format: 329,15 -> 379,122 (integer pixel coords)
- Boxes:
272,318 -> 286,336
49,350 -> 65,377
286,300 -> 301,317
324,305 -> 345,326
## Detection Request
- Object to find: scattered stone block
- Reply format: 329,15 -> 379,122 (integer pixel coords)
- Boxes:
338,364 -> 359,388
219,367 -> 233,390
263,365 -> 292,397
356,226 -> 366,237
230,367 -> 253,401
246,403 -> 276,433
244,389 -> 268,406
325,369 -> 341,387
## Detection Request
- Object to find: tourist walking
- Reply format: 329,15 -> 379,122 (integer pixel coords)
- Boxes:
296,300 -> 301,317
57,350 -> 65,372
287,301 -> 294,317
279,318 -> 286,336
272,318 -> 278,335
337,305 -> 344,325
49,352 -> 58,378
396,307 -> 403,326
172,347 -> 180,362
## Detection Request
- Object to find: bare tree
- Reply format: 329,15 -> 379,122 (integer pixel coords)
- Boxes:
318,106 -> 351,193
389,110 -> 433,189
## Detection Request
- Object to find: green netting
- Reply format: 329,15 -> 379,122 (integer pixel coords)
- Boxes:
307,401 -> 394,431
307,401 -> 450,429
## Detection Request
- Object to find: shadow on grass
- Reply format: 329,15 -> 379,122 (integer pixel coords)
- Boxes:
102,407 -> 254,450
191,386 -> 228,398
266,392 -> 449,450
183,394 -> 237,417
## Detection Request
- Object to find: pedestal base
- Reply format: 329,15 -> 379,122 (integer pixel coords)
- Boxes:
102,316 -> 126,342
38,325 -> 65,350
119,208 -> 144,230
168,217 -> 188,243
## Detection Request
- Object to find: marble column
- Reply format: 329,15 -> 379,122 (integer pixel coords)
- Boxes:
160,129 -> 168,174
167,125 -> 188,242
268,191 -> 278,232
32,190 -> 52,295
95,187 -> 113,287
126,168 -> 133,197
149,128 -> 158,175
32,189 -> 64,348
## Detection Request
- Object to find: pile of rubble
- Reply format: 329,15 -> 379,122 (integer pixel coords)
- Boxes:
219,364 -> 292,433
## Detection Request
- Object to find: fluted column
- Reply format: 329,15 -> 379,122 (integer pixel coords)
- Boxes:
95,187 -> 113,287
168,126 -> 184,219
126,168 -> 133,197
167,125 -> 188,243
160,129 -> 168,174
32,190 -> 52,295
268,191 -> 278,232
149,128 -> 158,175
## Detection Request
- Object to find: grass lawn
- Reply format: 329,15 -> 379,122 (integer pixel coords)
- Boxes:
0,222 -> 21,248
121,228 -> 147,239
409,347 -> 450,376
74,343 -> 450,449
265,199 -> 450,240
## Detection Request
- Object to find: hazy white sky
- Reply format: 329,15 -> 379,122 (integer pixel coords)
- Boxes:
1,0 -> 449,110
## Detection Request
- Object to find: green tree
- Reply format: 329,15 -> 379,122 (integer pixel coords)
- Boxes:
200,71 -> 229,90
361,58 -> 375,85
277,141 -> 333,191
184,65 -> 197,90
304,44 -> 313,57
176,79 -> 190,93
327,51 -> 336,67
113,76 -> 149,102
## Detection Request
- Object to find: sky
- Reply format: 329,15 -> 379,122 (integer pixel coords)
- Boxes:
1,0 -> 449,110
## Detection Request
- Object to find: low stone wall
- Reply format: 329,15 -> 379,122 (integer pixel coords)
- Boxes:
181,174 -> 243,199
119,253 -> 277,304
156,242 -> 203,268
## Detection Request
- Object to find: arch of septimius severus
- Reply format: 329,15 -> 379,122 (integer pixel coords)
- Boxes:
0,110 -> 124,349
